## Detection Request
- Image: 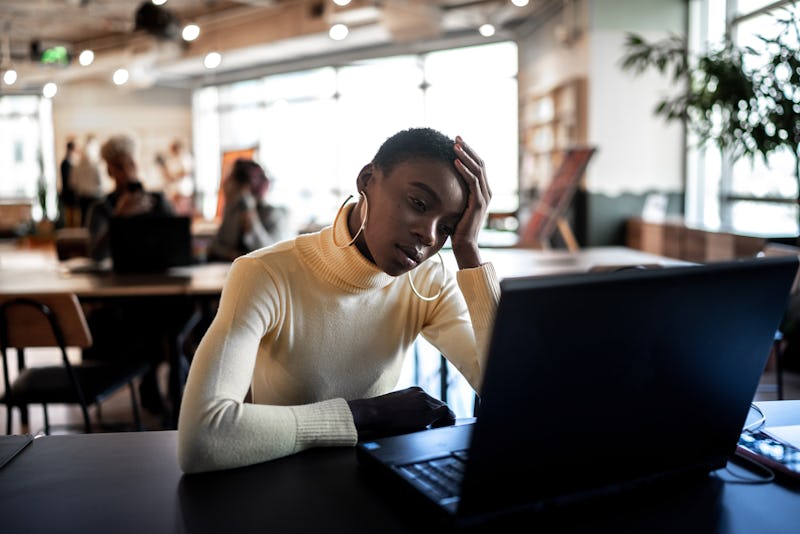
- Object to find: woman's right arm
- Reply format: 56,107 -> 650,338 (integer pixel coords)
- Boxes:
177,257 -> 357,474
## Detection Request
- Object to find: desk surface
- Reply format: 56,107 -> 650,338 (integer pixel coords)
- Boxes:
1,401 -> 798,533
0,243 -> 685,298
0,244 -> 231,297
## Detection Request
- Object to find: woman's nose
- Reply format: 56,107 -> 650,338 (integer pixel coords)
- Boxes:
413,219 -> 436,247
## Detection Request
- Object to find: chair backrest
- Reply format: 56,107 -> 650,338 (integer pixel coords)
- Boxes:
0,294 -> 92,349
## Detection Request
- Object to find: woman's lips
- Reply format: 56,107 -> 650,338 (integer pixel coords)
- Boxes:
396,245 -> 422,269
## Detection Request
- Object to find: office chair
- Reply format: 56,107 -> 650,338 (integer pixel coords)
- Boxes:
0,293 -> 149,434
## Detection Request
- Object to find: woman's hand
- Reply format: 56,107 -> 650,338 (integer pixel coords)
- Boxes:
451,136 -> 492,270
347,386 -> 455,441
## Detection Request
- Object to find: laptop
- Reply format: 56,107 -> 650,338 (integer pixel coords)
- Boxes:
109,216 -> 194,273
356,256 -> 799,528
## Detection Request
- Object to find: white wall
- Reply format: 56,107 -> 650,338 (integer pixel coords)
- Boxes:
586,0 -> 686,195
52,81 -> 192,192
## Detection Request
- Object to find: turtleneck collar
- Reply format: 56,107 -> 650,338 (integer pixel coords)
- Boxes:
295,202 -> 396,293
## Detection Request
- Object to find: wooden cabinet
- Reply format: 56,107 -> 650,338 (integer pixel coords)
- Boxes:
626,218 -> 767,261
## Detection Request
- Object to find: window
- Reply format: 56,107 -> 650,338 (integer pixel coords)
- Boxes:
0,95 -> 57,221
193,42 -> 519,231
687,0 -> 799,236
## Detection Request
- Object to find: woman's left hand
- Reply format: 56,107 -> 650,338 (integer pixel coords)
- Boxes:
451,136 -> 492,269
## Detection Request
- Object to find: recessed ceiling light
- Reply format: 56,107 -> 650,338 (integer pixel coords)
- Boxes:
79,50 -> 94,66
479,23 -> 496,37
511,0 -> 529,6
329,23 -> 349,41
113,68 -> 129,85
333,0 -> 352,6
43,82 -> 58,98
152,0 -> 167,6
182,24 -> 200,42
3,69 -> 17,85
204,52 -> 222,69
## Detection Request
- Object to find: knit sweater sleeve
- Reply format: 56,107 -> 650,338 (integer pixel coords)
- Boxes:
177,256 -> 357,474
420,262 -> 501,394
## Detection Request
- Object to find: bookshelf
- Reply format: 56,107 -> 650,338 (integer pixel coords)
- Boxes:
521,78 -> 588,200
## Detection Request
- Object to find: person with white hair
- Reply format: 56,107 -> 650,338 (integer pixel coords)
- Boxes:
86,134 -> 175,261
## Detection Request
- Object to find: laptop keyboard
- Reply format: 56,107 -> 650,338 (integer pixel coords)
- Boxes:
395,449 -> 469,503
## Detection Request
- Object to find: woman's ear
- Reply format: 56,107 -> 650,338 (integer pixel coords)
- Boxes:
356,163 -> 375,191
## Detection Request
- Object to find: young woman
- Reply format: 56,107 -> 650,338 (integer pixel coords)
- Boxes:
178,127 -> 499,473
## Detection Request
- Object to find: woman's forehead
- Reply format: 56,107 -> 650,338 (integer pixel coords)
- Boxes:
383,159 -> 466,210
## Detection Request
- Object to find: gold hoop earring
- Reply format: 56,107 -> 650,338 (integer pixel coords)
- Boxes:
408,252 -> 445,301
332,191 -> 368,249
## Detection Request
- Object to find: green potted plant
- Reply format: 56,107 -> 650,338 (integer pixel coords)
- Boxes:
620,8 -> 800,230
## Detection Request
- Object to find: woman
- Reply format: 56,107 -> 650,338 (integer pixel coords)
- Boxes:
178,128 -> 499,473
207,158 -> 291,262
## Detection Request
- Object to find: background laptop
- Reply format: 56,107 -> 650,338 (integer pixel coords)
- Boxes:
109,216 -> 193,273
356,256 -> 799,527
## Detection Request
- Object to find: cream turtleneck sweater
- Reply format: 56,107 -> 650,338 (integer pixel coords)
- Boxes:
178,205 -> 500,473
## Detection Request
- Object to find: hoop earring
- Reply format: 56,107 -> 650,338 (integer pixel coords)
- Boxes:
332,191 -> 368,249
408,252 -> 445,301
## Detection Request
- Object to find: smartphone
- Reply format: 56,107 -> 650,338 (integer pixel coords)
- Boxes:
737,429 -> 800,480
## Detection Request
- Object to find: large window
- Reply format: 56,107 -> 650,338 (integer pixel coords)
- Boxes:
193,41 -> 519,232
687,0 -> 799,236
0,95 -> 57,221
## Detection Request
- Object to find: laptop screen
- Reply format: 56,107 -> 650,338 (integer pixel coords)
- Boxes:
458,257 -> 798,515
109,216 -> 193,273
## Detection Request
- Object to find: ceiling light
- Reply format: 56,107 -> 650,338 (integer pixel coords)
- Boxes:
511,0 -> 529,6
113,68 -> 129,85
152,0 -> 167,5
182,24 -> 200,42
333,0 -> 352,5
3,69 -> 17,85
79,50 -> 94,66
43,82 -> 58,98
204,52 -> 222,69
329,23 -> 349,41
479,23 -> 496,37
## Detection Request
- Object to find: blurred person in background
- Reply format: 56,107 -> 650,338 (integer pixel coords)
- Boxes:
72,134 -> 105,227
86,134 -> 175,262
157,138 -> 195,216
58,139 -> 80,227
207,158 -> 291,262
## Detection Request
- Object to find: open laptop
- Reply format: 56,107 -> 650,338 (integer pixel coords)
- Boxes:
356,256 -> 799,528
109,216 -> 194,273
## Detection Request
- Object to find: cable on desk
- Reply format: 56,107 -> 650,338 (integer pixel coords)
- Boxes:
742,402 -> 766,433
713,452 -> 775,485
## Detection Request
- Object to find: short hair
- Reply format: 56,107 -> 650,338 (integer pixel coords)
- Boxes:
230,158 -> 269,196
100,134 -> 136,164
372,127 -> 455,175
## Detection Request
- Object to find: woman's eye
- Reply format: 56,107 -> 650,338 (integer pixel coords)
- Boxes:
410,197 -> 426,212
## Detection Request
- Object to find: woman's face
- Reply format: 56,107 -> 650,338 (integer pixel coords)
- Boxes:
107,154 -> 137,189
358,158 -> 466,277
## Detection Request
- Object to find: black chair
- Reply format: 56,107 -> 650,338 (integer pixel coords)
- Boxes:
0,294 -> 149,434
